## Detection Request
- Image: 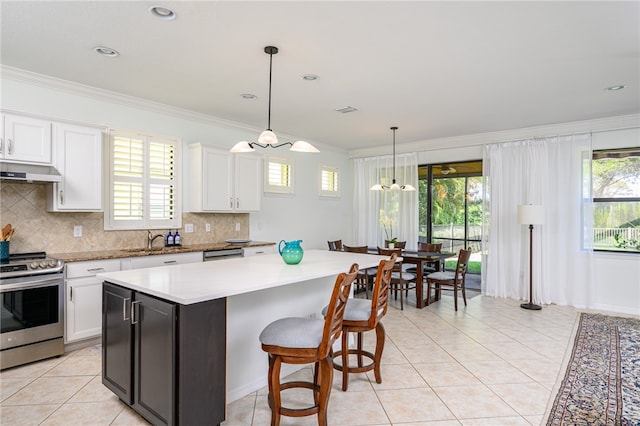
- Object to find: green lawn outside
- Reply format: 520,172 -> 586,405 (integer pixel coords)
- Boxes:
445,260 -> 481,274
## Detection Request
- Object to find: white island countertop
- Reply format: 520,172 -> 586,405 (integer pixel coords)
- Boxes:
98,249 -> 388,305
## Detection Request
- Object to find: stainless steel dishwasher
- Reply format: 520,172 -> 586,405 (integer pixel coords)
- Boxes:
203,248 -> 244,261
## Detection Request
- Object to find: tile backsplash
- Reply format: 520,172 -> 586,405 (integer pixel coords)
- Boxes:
0,182 -> 249,254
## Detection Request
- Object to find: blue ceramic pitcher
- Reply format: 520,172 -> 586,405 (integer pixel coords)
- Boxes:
278,240 -> 304,265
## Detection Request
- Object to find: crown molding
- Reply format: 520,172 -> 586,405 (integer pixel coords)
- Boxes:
349,113 -> 640,158
0,65 -> 266,132
0,65 -> 335,153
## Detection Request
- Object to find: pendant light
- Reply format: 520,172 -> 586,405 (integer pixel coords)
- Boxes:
370,126 -> 416,191
230,46 -> 320,153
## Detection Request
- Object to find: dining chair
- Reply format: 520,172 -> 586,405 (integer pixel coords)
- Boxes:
322,253 -> 396,391
327,240 -> 343,251
407,242 -> 443,275
259,264 -> 358,426
343,245 -> 372,297
377,247 -> 415,310
425,248 -> 472,311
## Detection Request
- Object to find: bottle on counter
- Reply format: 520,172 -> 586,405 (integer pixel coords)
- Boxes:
174,230 -> 181,246
166,231 -> 174,246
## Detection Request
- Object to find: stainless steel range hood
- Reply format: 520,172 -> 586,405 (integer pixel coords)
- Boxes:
0,161 -> 62,183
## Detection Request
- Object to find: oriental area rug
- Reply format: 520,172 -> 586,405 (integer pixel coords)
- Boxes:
546,313 -> 640,425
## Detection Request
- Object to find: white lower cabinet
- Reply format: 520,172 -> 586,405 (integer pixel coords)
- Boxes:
65,259 -> 121,343
121,251 -> 203,270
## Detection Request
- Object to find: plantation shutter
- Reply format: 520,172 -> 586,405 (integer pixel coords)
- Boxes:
106,130 -> 181,230
265,156 -> 294,194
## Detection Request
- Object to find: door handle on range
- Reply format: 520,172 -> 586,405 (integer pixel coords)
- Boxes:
131,300 -> 141,324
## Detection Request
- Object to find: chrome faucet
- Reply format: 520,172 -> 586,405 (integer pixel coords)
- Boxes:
147,230 -> 165,249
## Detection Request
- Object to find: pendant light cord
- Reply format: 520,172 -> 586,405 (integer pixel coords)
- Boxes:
266,48 -> 274,131
391,126 -> 398,182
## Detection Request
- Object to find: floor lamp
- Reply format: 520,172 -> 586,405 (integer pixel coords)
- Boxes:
518,204 -> 544,310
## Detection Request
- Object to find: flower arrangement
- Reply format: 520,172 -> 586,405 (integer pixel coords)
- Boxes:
380,212 -> 397,243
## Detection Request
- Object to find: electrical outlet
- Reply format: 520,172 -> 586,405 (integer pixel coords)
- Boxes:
205,223 -> 211,232
73,225 -> 82,237
185,224 -> 194,233
235,222 -> 240,231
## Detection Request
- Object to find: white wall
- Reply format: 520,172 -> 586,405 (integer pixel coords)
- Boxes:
0,72 -> 353,251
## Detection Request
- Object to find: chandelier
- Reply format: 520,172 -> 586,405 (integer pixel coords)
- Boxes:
230,46 -> 319,153
370,126 -> 416,191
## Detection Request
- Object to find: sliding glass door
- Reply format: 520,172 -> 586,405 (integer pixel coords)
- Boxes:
419,161 -> 483,270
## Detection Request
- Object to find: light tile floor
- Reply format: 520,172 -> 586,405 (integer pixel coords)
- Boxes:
0,292 -> 579,425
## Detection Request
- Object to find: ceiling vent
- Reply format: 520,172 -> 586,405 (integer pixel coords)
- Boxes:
335,106 -> 358,114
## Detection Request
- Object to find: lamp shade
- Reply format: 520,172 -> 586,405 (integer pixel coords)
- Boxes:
518,204 -> 545,225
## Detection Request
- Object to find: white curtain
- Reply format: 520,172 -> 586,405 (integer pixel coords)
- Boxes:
482,134 -> 594,307
353,153 -> 419,250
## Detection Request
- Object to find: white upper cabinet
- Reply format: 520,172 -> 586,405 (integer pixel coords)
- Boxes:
188,143 -> 261,212
1,113 -> 52,164
47,123 -> 104,211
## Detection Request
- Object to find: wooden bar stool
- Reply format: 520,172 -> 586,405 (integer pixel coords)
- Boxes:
259,264 -> 358,426
322,253 -> 396,391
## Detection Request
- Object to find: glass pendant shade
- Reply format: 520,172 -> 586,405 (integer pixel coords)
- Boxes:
370,183 -> 384,191
230,141 -> 255,153
258,130 -> 278,145
402,184 -> 416,191
390,182 -> 401,191
290,141 -> 320,153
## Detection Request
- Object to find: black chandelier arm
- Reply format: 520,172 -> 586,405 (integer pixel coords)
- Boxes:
249,141 -> 293,149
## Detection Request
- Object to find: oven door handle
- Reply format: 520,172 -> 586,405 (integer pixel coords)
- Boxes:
0,276 -> 62,292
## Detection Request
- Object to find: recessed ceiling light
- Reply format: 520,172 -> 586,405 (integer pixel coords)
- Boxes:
335,106 -> 358,114
241,94 -> 257,100
605,84 -> 626,91
302,74 -> 319,81
94,46 -> 119,57
149,5 -> 176,20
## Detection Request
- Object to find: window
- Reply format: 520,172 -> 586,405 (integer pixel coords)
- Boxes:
319,165 -> 340,197
105,130 -> 181,230
265,156 -> 294,194
592,148 -> 640,252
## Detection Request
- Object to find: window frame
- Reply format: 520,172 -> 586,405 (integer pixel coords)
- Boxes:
319,164 -> 340,198
264,155 -> 294,194
105,129 -> 181,231
591,148 -> 640,253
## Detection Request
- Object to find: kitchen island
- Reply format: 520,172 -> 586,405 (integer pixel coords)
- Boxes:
98,249 -> 387,426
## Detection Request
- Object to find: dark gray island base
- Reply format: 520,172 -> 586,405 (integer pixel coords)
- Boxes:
102,281 -> 227,425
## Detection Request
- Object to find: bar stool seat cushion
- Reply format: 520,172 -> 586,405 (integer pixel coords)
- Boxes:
321,298 -> 372,322
259,317 -> 324,348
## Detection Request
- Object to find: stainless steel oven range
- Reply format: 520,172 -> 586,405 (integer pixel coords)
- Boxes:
1,252 -> 64,370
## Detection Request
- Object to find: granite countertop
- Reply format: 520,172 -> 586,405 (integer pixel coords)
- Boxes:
50,241 -> 275,263
98,250 -> 387,304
